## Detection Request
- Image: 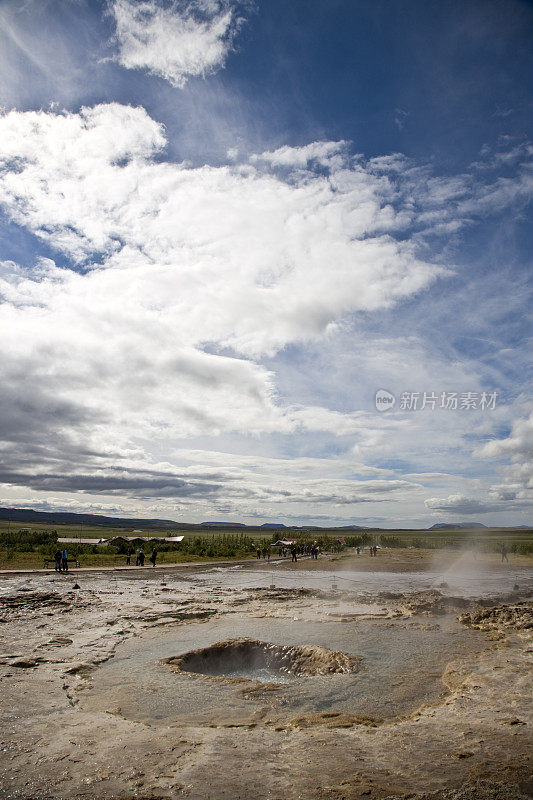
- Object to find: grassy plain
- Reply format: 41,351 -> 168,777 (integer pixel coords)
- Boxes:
0,519 -> 531,570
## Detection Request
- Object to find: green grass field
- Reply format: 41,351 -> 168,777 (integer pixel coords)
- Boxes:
0,519 -> 531,570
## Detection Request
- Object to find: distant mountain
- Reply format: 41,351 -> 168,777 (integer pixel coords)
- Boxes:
200,521 -> 246,527
332,525 -> 364,529
430,522 -> 487,530
0,507 -> 177,529
4,507 -> 522,534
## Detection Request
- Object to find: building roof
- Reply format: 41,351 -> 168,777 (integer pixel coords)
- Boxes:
272,538 -> 298,546
106,535 -> 184,544
57,537 -> 105,545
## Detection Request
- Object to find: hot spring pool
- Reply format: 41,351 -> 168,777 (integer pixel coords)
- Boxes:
80,613 -> 491,727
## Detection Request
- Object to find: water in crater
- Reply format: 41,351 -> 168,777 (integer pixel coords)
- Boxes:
80,614 -> 491,727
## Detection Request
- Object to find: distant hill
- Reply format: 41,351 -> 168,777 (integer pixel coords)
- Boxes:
200,521 -> 246,527
333,525 -> 364,529
3,507 -> 524,534
0,507 -> 177,529
430,522 -> 488,530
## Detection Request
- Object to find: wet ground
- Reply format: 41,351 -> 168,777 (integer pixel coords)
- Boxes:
0,551 -> 531,799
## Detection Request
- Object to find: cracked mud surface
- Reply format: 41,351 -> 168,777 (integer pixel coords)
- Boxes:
0,561 -> 531,800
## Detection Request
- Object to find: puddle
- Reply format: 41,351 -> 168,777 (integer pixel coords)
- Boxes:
81,613 -> 491,727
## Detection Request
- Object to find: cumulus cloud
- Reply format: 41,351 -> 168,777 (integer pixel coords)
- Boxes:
478,407 -> 533,465
0,104 -> 445,357
109,0 -> 246,87
477,407 -> 533,511
424,494 -> 507,515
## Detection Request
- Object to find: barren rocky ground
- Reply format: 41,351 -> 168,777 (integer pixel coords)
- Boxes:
0,557 -> 531,800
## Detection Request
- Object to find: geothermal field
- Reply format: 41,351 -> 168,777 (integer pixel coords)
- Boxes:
0,549 -> 531,800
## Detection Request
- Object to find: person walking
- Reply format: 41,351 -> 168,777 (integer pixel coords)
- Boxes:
137,547 -> 145,567
501,543 -> 509,563
150,548 -> 157,568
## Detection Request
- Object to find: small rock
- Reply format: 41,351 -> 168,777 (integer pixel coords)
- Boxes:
11,658 -> 38,668
72,583 -> 81,590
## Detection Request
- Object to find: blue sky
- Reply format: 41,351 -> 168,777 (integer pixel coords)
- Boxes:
0,0 -> 531,526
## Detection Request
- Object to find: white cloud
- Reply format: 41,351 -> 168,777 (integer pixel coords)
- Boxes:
477,406 -> 533,502
250,141 -> 350,170
109,0 -> 245,88
478,407 -> 533,464
424,494 -> 506,515
0,104 -> 443,360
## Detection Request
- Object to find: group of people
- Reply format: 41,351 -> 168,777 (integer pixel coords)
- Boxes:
256,543 -> 321,562
125,547 -> 158,567
279,544 -> 320,561
53,549 -> 69,572
355,545 -> 378,556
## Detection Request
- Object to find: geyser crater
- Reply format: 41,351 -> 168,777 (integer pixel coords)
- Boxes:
163,637 -> 362,684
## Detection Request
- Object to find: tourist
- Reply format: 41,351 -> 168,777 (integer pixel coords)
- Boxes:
150,548 -> 157,568
137,547 -> 145,567
54,549 -> 62,572
291,546 -> 298,562
256,547 -> 261,559
126,548 -> 131,565
61,548 -> 68,572
501,544 -> 508,563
